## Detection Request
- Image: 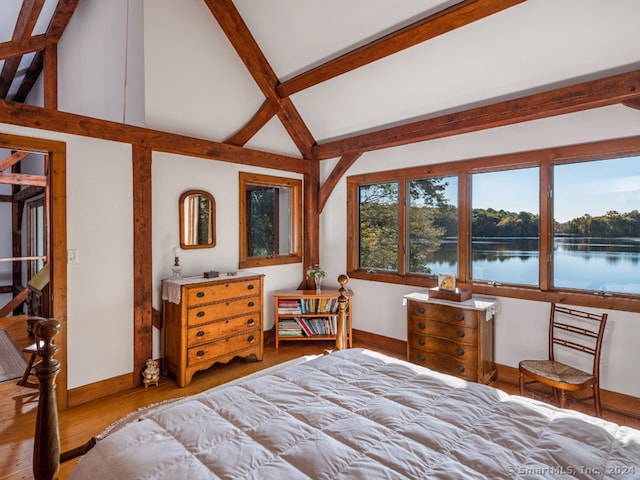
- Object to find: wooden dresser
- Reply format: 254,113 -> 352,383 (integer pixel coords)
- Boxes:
404,293 -> 496,384
162,273 -> 264,387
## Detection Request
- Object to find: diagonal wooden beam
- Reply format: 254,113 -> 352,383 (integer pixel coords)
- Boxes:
277,0 -> 526,97
318,152 -> 362,213
313,69 -> 640,159
225,98 -> 279,146
0,0 -> 46,98
203,0 -> 316,158
12,50 -> 43,103
0,150 -> 30,172
46,0 -> 81,41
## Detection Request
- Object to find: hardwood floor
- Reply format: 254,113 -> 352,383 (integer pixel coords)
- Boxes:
1,315 -> 638,479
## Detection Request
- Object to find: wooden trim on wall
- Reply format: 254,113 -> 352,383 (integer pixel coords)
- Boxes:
67,372 -> 134,408
132,145 -> 153,387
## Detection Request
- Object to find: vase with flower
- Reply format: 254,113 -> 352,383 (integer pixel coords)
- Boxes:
306,264 -> 326,294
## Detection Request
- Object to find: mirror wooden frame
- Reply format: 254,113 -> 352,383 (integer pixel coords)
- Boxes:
179,189 -> 216,249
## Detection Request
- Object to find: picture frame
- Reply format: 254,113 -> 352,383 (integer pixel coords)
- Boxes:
437,273 -> 456,291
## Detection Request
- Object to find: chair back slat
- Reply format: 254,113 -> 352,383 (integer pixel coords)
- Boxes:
549,303 -> 608,376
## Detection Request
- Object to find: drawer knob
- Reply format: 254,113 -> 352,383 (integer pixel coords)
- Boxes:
418,354 -> 425,362
417,307 -> 425,314
456,365 -> 465,373
248,284 -> 254,290
196,330 -> 205,337
196,350 -> 205,357
418,338 -> 425,346
197,311 -> 205,317
455,313 -> 465,321
196,291 -> 205,298
247,318 -> 255,325
417,322 -> 426,330
456,347 -> 464,356
248,301 -> 255,307
456,330 -> 465,338
248,335 -> 255,343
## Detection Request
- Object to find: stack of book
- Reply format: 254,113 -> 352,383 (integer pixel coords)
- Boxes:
278,319 -> 303,336
277,300 -> 302,314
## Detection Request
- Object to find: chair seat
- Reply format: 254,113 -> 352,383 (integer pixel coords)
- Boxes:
519,360 -> 594,387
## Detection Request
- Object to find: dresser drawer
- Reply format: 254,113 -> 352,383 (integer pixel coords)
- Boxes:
408,301 -> 478,328
185,278 -> 261,306
187,314 -> 260,346
408,316 -> 478,344
408,332 -> 478,360
187,296 -> 261,326
187,331 -> 260,365
408,347 -> 477,382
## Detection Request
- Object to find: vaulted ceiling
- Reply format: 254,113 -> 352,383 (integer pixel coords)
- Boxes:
1,0 -> 639,163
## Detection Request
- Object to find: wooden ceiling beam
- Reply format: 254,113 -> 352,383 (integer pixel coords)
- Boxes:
225,98 -> 279,146
313,69 -> 640,160
203,0 -> 316,158
0,35 -> 49,61
0,150 -> 30,172
0,171 -> 46,187
623,97 -> 640,110
0,99 -> 311,175
277,0 -> 526,98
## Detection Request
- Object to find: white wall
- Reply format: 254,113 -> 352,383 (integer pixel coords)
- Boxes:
151,152 -> 304,357
0,123 -> 135,389
320,105 -> 640,398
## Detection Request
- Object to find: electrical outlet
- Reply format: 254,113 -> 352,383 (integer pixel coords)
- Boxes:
67,248 -> 79,264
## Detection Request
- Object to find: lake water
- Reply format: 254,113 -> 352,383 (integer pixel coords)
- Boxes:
425,237 -> 640,294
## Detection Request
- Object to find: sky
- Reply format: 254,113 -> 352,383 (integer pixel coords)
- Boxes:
470,156 -> 640,223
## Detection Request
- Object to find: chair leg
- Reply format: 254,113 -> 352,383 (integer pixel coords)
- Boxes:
558,389 -> 567,409
17,353 -> 37,387
593,383 -> 602,418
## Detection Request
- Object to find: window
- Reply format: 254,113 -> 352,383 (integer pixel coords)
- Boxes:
471,168 -> 539,286
347,136 -> 640,308
408,176 -> 458,275
553,157 -> 640,295
359,182 -> 399,272
239,172 -> 302,268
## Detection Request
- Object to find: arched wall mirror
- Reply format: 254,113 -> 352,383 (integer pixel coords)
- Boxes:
179,190 -> 216,249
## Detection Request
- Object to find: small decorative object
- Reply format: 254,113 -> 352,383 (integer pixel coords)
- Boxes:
437,273 -> 456,291
306,264 -> 327,294
204,271 -> 219,278
142,358 -> 160,388
171,246 -> 182,280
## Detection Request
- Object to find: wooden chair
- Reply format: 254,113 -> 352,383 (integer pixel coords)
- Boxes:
17,317 -> 46,388
519,303 -> 608,417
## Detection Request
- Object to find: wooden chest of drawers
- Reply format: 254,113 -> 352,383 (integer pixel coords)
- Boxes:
405,293 -> 496,384
163,273 -> 264,387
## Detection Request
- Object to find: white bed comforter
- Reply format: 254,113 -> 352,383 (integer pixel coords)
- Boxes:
70,348 -> 640,479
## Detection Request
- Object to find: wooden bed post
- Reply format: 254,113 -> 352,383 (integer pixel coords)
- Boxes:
335,274 -> 349,350
32,317 -> 61,480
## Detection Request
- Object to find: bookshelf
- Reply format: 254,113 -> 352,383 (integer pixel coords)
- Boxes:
273,289 -> 353,348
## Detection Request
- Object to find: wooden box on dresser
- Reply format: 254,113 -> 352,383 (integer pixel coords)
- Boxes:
404,292 -> 496,384
162,272 -> 264,387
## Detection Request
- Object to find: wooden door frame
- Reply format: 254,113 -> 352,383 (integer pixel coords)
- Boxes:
0,133 -> 67,408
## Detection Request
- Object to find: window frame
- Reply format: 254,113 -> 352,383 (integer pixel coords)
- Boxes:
239,172 -> 302,268
346,136 -> 640,313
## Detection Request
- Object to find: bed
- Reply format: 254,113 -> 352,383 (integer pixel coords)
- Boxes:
32,278 -> 640,480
